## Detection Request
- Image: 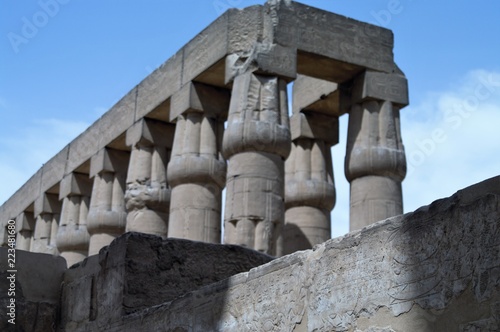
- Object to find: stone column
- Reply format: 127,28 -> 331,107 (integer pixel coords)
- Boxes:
345,71 -> 408,230
222,45 -> 295,256
87,148 -> 129,255
284,112 -> 337,254
56,173 -> 92,266
15,212 -> 35,251
33,193 -> 61,254
167,82 -> 229,243
125,118 -> 175,236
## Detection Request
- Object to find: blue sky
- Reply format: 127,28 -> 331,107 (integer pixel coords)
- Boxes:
1,0 -> 500,238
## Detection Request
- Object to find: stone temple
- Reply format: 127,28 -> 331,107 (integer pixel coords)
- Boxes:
0,1 -> 499,331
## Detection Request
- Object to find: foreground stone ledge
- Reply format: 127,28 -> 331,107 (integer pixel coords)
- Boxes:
60,232 -> 273,330
0,249 -> 67,331
72,176 -> 500,331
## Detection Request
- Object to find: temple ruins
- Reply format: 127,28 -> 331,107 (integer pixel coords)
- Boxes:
0,1 -> 498,331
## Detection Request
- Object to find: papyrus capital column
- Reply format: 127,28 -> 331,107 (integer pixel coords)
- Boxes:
15,212 -> 35,251
125,118 -> 175,236
56,173 -> 92,266
222,46 -> 296,255
167,82 -> 229,243
33,193 -> 61,254
285,111 -> 337,254
345,71 -> 408,230
87,148 -> 129,255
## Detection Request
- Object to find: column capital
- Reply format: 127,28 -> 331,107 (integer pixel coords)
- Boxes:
351,70 -> 408,106
170,82 -> 231,122
125,118 -> 175,148
225,43 -> 297,84
15,211 -> 35,233
90,148 -> 129,178
290,112 -> 338,146
59,173 -> 92,200
34,193 -> 61,217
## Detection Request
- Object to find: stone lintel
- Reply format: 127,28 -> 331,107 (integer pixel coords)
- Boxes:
290,112 -> 339,145
125,118 -> 175,148
89,148 -> 130,178
225,44 -> 297,84
34,193 -> 62,217
59,173 -> 93,200
352,71 -> 409,106
292,75 -> 350,116
266,1 -> 396,75
16,211 -> 35,232
170,82 -> 231,122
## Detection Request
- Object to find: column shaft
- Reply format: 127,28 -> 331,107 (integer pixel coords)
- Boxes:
125,119 -> 175,236
167,114 -> 226,243
167,82 -> 229,243
346,71 -> 408,230
222,72 -> 291,255
87,148 -> 128,255
284,111 -> 338,254
56,173 -> 92,266
33,193 -> 61,254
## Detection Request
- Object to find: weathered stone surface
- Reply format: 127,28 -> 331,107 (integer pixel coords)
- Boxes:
60,232 -> 273,330
346,94 -> 407,230
183,14 -> 228,86
223,72 -> 291,255
225,44 -> 297,84
0,169 -> 42,221
0,248 -> 66,331
170,81 -> 230,121
289,112 -> 339,144
285,135 -> 336,254
136,52 -> 182,121
87,148 -> 129,255
61,176 -> 500,332
125,119 -> 175,236
41,145 -> 69,193
15,211 -> 35,251
168,83 -> 228,243
352,71 -> 409,106
292,74 -> 345,116
264,1 -> 395,80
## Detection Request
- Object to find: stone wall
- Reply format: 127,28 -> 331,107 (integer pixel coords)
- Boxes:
57,176 -> 499,331
0,248 -> 66,331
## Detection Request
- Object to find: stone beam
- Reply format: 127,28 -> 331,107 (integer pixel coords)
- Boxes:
292,74 -> 350,116
265,1 -> 396,81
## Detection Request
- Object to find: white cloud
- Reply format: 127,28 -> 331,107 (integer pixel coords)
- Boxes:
0,118 -> 90,205
402,69 -> 500,212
